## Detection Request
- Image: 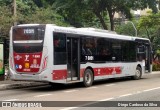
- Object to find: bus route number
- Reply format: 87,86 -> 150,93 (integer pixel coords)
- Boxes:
85,56 -> 94,61
24,29 -> 34,34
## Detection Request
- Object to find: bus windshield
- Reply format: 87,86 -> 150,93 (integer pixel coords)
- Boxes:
12,26 -> 45,53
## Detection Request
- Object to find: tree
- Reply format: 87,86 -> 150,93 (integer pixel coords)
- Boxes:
138,12 -> 160,60
53,0 -> 101,28
15,0 -> 67,26
115,21 -> 138,36
53,0 -> 158,31
138,12 -> 160,42
24,7 -> 69,26
0,6 -> 13,38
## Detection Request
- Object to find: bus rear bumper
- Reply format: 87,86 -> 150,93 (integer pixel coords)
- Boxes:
9,68 -> 49,82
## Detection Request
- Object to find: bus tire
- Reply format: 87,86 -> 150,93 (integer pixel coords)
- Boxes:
132,66 -> 142,80
83,69 -> 93,87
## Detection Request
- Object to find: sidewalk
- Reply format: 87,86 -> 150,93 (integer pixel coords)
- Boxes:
151,71 -> 160,74
0,80 -> 47,90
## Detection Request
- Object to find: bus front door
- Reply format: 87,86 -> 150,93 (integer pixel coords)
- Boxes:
67,37 -> 80,81
145,45 -> 151,73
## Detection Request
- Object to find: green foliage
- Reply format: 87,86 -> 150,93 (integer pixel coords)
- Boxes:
0,6 -> 13,37
0,0 -> 159,38
23,7 -> 69,26
115,21 -> 138,36
53,0 -> 100,28
153,62 -> 160,71
156,49 -> 160,56
138,12 -> 160,30
138,12 -> 160,55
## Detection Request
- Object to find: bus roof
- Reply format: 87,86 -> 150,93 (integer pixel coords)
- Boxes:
14,24 -> 150,42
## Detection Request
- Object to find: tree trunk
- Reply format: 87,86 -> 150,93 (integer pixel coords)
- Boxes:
94,11 -> 108,30
108,10 -> 114,31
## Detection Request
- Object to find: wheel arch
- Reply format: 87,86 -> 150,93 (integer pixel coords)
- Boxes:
137,64 -> 142,69
85,66 -> 94,80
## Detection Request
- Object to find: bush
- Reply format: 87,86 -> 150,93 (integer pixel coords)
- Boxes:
152,61 -> 160,71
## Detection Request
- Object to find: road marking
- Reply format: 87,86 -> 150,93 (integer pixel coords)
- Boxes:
34,94 -> 52,97
60,86 -> 160,110
99,98 -> 114,101
86,87 -> 98,89
105,84 -> 115,87
3,99 -> 19,101
143,87 -> 160,92
61,98 -> 114,110
64,90 -> 78,93
118,93 -> 132,98
61,107 -> 78,110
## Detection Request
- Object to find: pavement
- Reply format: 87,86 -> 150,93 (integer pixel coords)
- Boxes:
0,71 -> 159,90
0,80 -> 47,90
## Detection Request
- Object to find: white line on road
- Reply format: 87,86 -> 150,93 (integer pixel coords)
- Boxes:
60,86 -> 160,110
3,99 -> 19,101
61,98 -> 114,110
118,93 -> 132,98
143,87 -> 160,92
34,94 -> 52,98
99,98 -> 114,101
61,107 -> 78,110
64,90 -> 78,93
105,84 -> 115,87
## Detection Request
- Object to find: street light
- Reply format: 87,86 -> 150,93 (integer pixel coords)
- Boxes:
126,21 -> 137,37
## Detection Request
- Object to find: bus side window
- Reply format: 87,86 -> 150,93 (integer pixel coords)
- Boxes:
81,37 -> 96,55
53,32 -> 66,65
137,45 -> 145,61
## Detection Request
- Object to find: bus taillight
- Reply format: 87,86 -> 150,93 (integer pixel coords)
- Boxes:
42,56 -> 48,71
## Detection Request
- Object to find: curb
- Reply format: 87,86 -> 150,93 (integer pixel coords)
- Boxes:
152,71 -> 160,74
0,81 -> 47,91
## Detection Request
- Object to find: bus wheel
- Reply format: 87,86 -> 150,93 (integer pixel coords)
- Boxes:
83,69 -> 93,87
132,66 -> 142,80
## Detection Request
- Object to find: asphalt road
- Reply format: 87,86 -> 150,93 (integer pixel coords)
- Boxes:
0,72 -> 160,110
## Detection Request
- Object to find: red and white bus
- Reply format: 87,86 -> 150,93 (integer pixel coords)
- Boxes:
9,24 -> 152,87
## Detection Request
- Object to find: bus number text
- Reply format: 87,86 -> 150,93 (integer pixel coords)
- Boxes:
24,29 -> 34,34
85,56 -> 94,61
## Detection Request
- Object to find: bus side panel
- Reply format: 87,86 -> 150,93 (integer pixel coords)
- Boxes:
80,62 -> 142,81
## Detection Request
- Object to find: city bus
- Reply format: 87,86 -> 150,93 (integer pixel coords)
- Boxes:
9,24 -> 152,87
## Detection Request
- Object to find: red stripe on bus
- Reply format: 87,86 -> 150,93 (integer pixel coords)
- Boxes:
52,69 -> 85,80
52,70 -> 67,80
52,67 -> 122,80
93,67 -> 122,76
80,69 -> 85,78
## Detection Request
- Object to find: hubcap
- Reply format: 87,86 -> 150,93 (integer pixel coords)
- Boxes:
85,72 -> 91,84
136,69 -> 140,77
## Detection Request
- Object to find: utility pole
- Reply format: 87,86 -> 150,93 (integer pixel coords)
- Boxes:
13,0 -> 17,25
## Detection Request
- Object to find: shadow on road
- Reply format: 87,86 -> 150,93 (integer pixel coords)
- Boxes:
21,77 -> 148,92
